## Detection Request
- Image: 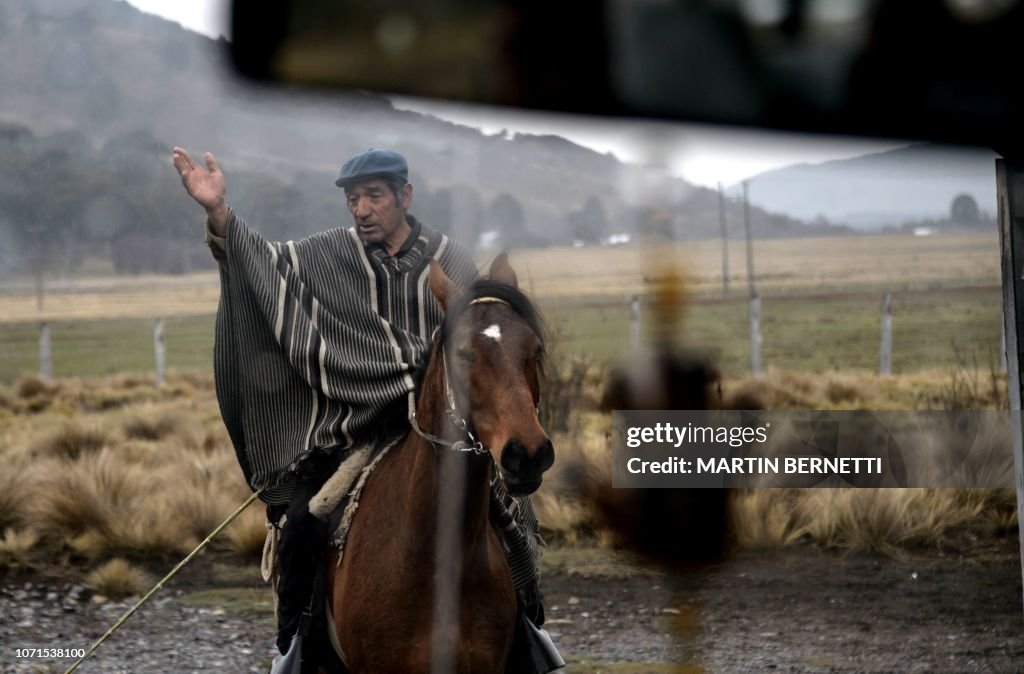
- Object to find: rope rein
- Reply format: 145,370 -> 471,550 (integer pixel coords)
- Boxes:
63,488 -> 264,674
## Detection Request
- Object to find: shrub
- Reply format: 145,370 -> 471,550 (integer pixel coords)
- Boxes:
226,507 -> 269,559
32,421 -> 108,460
30,450 -> 184,559
0,462 -> 30,530
122,410 -> 197,448
0,528 -> 39,571
86,558 -> 150,599
15,375 -> 54,399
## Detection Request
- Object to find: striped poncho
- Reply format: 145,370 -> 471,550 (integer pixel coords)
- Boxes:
212,210 -> 479,506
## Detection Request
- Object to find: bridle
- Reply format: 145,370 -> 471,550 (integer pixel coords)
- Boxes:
408,296 -> 517,456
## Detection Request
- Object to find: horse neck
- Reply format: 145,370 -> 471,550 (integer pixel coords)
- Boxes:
406,345 -> 494,549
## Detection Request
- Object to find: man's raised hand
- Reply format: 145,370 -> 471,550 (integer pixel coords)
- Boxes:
172,147 -> 229,234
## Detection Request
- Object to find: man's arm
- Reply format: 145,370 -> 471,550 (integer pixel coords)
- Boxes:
204,214 -> 229,262
171,147 -> 230,236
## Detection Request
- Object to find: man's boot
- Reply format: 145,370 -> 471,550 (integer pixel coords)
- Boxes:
271,514 -> 348,674
274,505 -> 326,657
270,450 -> 346,666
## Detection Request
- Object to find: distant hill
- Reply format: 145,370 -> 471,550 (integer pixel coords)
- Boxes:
0,0 -> 849,256
734,144 -> 998,230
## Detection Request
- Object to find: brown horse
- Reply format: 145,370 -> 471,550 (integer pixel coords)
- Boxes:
325,255 -> 553,674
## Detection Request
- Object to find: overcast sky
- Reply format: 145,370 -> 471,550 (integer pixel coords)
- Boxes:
122,0 -> 907,188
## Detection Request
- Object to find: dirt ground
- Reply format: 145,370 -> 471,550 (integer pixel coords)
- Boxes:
3,539 -> 1023,673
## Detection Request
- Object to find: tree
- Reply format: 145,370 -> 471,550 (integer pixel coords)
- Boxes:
0,130 -> 98,304
413,186 -> 452,234
568,195 -> 609,244
488,193 -> 527,246
950,193 -> 980,225
447,184 -> 484,246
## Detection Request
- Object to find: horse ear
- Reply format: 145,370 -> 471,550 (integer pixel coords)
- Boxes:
488,252 -> 518,288
428,259 -> 461,311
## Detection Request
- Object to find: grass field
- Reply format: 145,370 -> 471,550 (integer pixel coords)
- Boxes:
0,232 -> 1015,669
0,370 -> 1014,581
0,228 -> 1014,604
0,286 -> 1003,382
0,232 -> 1003,382
0,315 -> 216,382
542,284 -> 1001,375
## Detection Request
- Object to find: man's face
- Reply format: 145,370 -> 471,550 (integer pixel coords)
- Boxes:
346,178 -> 412,250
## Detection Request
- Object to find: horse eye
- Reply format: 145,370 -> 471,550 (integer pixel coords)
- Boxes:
533,345 -> 544,361
457,347 -> 475,362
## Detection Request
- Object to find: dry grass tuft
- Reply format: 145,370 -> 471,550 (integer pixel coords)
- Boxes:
0,461 -> 31,531
724,373 -> 817,410
15,375 -> 55,399
32,421 -> 109,460
29,450 -> 185,559
742,488 -> 991,556
532,490 -> 595,545
202,428 -> 231,452
122,410 -> 200,450
30,454 -> 125,557
116,440 -> 161,464
731,490 -> 803,549
113,374 -> 153,389
170,371 -> 215,391
226,507 -> 269,559
0,528 -> 40,570
915,350 -> 1008,410
157,455 -> 250,551
980,492 -> 1019,536
0,386 -> 17,411
86,558 -> 150,599
552,403 -> 1013,556
823,377 -> 866,405
2,364 -> 1018,571
725,369 -> 877,410
76,386 -> 149,411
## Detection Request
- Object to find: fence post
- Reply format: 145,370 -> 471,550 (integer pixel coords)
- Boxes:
742,181 -> 761,374
749,294 -> 762,375
630,295 -> 641,350
39,322 -> 52,381
718,182 -> 729,297
154,318 -> 166,386
880,292 -> 893,376
1002,316 -> 1008,373
742,181 -> 756,299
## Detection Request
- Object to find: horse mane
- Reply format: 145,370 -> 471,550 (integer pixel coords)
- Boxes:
413,279 -> 548,395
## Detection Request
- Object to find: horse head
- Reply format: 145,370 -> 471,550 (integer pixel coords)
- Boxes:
426,253 -> 554,495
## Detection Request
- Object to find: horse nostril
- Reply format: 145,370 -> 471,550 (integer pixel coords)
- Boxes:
501,439 -> 528,474
537,439 -> 554,473
502,438 -> 555,478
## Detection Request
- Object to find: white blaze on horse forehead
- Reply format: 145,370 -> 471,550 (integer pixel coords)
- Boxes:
482,324 -> 502,342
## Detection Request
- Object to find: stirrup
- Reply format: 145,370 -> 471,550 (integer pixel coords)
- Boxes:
507,612 -> 565,674
271,607 -> 313,674
269,633 -> 304,674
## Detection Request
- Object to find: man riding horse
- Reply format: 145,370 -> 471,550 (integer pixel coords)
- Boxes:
172,146 -> 560,673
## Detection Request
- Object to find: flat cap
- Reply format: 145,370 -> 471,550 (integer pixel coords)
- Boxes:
335,148 -> 409,188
